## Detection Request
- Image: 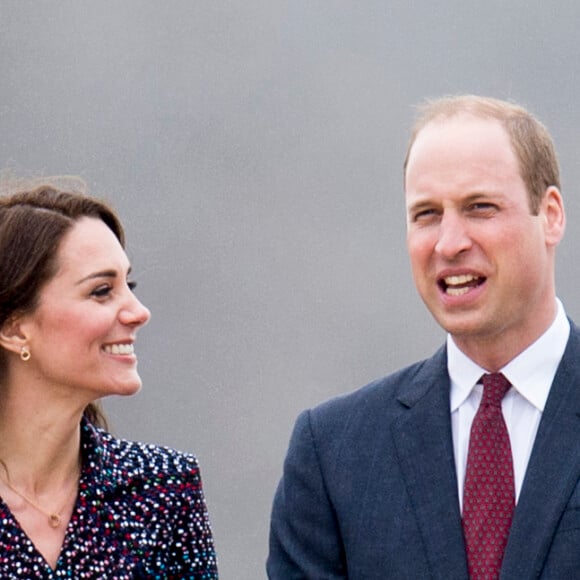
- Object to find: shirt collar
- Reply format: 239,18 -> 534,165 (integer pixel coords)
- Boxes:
449,298 -> 570,412
80,418 -> 126,495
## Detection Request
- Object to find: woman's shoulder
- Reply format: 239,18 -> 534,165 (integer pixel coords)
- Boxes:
83,421 -> 201,480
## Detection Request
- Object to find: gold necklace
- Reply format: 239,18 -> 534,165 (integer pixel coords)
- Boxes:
2,477 -> 65,528
0,459 -> 80,529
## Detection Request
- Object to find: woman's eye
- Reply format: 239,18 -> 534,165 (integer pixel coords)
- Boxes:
127,280 -> 137,292
91,285 -> 112,298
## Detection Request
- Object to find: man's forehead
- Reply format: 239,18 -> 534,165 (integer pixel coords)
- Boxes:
415,112 -> 506,139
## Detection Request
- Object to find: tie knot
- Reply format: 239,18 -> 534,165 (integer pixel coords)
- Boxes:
481,372 -> 511,407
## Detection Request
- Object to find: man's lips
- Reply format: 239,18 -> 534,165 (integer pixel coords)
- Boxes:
438,274 -> 486,296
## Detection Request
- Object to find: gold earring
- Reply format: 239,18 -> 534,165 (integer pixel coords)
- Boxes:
20,346 -> 31,362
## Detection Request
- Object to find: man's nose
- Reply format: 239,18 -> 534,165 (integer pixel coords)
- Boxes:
434,212 -> 472,259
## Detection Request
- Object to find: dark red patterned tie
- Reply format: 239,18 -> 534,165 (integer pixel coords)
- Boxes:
462,372 -> 515,579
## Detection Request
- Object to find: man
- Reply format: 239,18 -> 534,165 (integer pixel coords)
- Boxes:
267,95 -> 580,579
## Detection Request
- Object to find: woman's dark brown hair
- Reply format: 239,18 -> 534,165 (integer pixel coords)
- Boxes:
0,183 -> 126,429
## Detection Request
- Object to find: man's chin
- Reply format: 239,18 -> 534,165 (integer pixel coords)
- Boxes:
432,311 -> 488,339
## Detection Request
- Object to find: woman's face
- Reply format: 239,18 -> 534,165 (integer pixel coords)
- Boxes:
18,216 -> 151,401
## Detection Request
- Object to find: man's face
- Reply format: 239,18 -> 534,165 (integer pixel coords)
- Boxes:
404,115 -> 563,359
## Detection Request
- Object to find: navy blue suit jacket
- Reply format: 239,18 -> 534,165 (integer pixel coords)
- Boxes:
268,324 -> 580,579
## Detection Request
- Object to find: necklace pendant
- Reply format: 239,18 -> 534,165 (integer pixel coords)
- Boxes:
48,513 -> 61,528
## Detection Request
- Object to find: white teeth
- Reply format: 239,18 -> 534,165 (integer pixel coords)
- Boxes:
446,286 -> 470,296
444,274 -> 477,286
442,273 -> 482,296
104,343 -> 134,355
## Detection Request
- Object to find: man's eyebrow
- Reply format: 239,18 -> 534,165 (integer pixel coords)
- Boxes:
463,192 -> 499,201
406,199 -> 435,213
76,267 -> 132,285
407,192 -> 500,212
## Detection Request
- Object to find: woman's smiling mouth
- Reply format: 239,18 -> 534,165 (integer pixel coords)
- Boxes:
103,343 -> 135,355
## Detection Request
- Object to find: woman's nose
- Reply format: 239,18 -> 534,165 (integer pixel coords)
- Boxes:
120,292 -> 151,327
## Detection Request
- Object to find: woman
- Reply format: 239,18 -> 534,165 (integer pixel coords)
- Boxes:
0,183 -> 218,578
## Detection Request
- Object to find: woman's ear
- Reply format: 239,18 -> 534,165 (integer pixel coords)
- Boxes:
0,314 -> 29,356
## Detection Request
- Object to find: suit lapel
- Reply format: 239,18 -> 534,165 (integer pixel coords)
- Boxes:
392,347 -> 469,580
502,326 -> 580,578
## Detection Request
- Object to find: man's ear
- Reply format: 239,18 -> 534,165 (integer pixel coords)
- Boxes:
0,314 -> 30,356
542,186 -> 566,247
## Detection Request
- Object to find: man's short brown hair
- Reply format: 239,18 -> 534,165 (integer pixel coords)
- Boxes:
403,95 -> 560,214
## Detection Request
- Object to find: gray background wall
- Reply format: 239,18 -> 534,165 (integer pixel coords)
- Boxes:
3,2 -> 580,578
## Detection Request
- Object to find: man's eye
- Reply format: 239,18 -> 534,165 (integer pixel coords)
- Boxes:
413,209 -> 437,221
128,281 -> 137,292
469,203 -> 497,213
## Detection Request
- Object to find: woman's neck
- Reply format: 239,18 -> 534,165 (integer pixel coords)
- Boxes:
0,387 -> 84,491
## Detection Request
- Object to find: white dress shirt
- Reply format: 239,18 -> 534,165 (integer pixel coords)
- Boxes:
448,299 -> 570,512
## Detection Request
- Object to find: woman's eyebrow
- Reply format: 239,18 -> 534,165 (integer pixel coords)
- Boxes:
76,267 -> 132,285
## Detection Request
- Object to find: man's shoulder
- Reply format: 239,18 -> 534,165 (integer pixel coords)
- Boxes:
305,346 -> 447,430
281,347 -> 448,464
